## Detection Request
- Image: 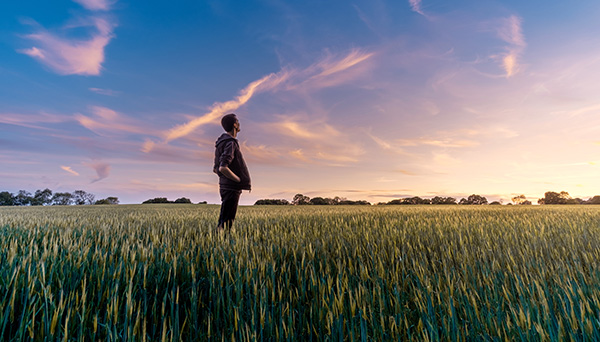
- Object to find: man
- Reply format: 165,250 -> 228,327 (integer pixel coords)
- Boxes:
213,113 -> 251,231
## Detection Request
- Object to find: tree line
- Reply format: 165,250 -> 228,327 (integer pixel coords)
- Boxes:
3,189 -> 599,207
142,197 -> 207,204
255,194 -> 371,206
0,189 -> 212,206
255,191 -> 600,206
0,189 -> 118,206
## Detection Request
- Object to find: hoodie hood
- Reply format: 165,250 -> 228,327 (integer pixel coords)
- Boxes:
215,133 -> 236,147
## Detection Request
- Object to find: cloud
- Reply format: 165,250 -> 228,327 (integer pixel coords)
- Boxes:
301,49 -> 375,89
0,112 -> 71,130
365,129 -> 394,150
161,71 -> 292,145
151,48 -> 374,149
76,106 -> 154,136
269,117 -> 341,140
89,87 -> 120,96
84,161 -> 110,182
409,0 -> 425,16
261,116 -> 365,166
60,166 -> 80,176
496,15 -> 526,77
19,15 -> 115,76
240,142 -> 284,165
312,49 -> 374,78
397,137 -> 479,148
73,0 -> 114,11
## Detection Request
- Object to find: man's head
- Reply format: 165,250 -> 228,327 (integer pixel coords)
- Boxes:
221,113 -> 240,133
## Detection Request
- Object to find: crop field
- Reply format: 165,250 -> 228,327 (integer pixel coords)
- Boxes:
1,204 -> 600,341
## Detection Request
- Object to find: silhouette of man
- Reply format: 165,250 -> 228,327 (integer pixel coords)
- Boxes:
213,113 -> 251,231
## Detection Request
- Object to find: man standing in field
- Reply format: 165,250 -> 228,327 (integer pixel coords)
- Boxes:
213,113 -> 251,231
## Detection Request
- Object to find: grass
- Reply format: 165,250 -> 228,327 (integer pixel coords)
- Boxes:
1,204 -> 600,341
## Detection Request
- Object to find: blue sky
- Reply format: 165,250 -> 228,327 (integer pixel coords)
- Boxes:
2,0 -> 600,204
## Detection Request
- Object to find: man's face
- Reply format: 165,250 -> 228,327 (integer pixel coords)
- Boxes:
234,119 -> 240,133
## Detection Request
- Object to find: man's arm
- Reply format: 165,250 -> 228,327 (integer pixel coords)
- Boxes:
219,166 -> 240,183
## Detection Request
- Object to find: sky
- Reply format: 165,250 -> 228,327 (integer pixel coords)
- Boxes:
2,0 -> 600,205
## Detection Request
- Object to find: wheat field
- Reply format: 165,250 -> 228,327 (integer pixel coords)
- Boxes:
1,204 -> 600,341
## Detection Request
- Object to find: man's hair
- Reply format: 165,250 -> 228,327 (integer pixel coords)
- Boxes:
221,113 -> 237,132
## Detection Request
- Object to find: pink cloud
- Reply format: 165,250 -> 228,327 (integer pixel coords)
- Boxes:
73,0 -> 114,11
83,161 -> 110,182
0,112 -> 71,130
89,87 -> 120,96
496,15 -> 526,77
148,49 -> 374,150
300,49 -> 375,89
408,0 -> 425,16
75,106 -> 155,136
160,71 -> 291,145
60,166 -> 80,176
19,17 -> 115,76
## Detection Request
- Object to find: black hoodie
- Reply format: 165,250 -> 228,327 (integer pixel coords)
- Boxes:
213,133 -> 251,191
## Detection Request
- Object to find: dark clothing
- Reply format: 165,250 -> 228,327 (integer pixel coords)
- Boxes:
213,133 -> 251,191
218,188 -> 241,229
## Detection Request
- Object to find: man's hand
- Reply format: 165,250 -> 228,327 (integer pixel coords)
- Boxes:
219,166 -> 241,183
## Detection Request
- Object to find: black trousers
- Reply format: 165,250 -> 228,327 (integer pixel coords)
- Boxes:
218,188 -> 242,229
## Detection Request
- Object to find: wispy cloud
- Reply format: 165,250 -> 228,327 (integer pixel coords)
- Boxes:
262,116 -> 365,166
73,0 -> 114,11
18,2 -> 116,76
397,137 -> 479,148
84,161 -> 110,182
150,48 -> 374,150
408,0 -> 425,16
269,117 -> 341,140
76,106 -> 154,136
240,142 -> 284,165
89,87 -> 120,96
312,49 -> 374,78
301,49 -> 375,89
60,166 -> 80,176
496,15 -> 526,77
0,112 -> 70,130
161,71 -> 291,144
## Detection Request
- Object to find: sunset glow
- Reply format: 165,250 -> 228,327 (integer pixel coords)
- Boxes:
2,1 -> 600,204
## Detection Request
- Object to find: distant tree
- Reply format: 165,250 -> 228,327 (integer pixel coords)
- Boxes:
512,194 -> 527,205
332,196 -> 346,205
95,197 -> 119,205
52,192 -> 74,205
0,191 -> 16,206
459,194 -> 488,205
73,190 -> 95,205
539,191 -> 571,205
309,197 -> 329,205
143,197 -> 170,204
566,198 -> 583,205
292,194 -> 311,205
32,188 -> 53,206
386,199 -> 404,205
400,196 -> 430,205
106,197 -> 119,205
14,190 -> 32,206
585,196 -> 600,204
339,200 -> 370,205
198,201 -> 208,204
254,199 -> 290,205
430,196 -> 457,205
174,197 -> 192,204
521,200 -> 532,205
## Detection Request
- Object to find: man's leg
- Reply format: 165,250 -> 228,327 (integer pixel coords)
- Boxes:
218,189 -> 241,230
